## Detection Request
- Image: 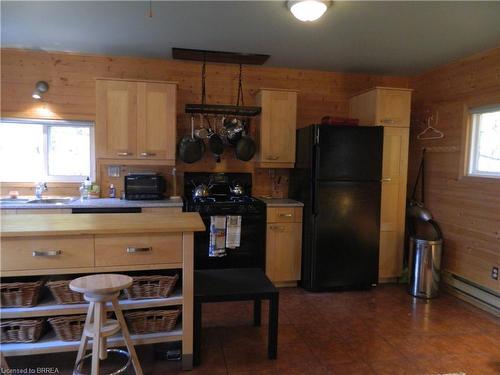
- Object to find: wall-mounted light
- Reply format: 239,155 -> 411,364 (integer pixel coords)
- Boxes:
287,0 -> 331,22
32,81 -> 49,100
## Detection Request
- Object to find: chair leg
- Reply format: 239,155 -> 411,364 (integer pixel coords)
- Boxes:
91,302 -> 103,375
75,301 -> 94,372
111,299 -> 143,375
253,299 -> 262,326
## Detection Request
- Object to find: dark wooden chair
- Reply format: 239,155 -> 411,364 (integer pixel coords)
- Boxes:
193,268 -> 279,366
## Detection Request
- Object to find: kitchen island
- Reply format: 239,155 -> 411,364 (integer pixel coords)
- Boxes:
0,212 -> 205,370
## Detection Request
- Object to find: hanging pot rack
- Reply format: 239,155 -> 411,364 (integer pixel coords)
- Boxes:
177,48 -> 264,117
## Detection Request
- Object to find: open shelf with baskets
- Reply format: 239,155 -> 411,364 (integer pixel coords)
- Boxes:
0,291 -> 183,319
0,323 -> 182,357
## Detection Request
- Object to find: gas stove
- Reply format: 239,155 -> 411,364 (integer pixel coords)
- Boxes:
183,172 -> 266,270
184,172 -> 265,215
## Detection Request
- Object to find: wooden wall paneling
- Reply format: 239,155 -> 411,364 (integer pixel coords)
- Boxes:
409,47 -> 500,292
1,48 -> 408,195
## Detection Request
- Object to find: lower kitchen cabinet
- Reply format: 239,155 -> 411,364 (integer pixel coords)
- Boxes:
266,207 -> 303,286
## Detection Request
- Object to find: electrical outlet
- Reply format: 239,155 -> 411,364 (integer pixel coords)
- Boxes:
492,266 -> 499,280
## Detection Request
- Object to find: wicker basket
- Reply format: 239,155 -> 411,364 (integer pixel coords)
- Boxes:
48,315 -> 86,341
0,280 -> 44,307
46,280 -> 86,304
125,309 -> 180,334
0,318 -> 45,343
124,274 -> 179,300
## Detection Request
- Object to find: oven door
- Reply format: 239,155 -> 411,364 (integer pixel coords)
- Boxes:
194,211 -> 266,270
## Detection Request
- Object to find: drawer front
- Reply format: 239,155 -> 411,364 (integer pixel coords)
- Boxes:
1,236 -> 94,271
267,207 -> 303,223
95,234 -> 182,267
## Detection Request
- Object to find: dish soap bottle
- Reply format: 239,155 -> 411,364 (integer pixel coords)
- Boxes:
80,176 -> 91,200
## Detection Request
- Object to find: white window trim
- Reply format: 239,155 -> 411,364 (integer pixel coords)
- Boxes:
466,106 -> 500,179
1,118 -> 95,183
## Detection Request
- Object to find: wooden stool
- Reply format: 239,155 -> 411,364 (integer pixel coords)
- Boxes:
69,274 -> 143,375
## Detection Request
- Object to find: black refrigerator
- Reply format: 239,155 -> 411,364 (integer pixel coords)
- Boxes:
289,125 -> 383,291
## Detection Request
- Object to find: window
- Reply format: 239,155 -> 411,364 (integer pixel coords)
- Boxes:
467,106 -> 500,178
0,118 -> 94,182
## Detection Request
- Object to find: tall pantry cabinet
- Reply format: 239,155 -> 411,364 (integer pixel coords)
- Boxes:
349,87 -> 412,280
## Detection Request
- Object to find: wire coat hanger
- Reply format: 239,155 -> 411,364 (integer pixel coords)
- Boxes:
417,112 -> 444,140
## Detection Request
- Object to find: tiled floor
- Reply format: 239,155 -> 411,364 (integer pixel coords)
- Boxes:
6,285 -> 500,374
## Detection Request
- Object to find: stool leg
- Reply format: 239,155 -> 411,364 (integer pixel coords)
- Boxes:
75,301 -> 94,371
91,302 -> 103,375
99,309 -> 107,360
111,299 -> 143,375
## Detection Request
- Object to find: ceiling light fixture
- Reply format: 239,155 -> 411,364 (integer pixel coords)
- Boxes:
287,0 -> 331,22
32,81 -> 49,100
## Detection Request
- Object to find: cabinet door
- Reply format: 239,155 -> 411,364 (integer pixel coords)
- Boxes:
258,90 -> 297,166
266,222 -> 302,283
379,128 -> 409,278
379,230 -> 403,279
376,89 -> 412,127
137,82 -> 177,162
96,80 -> 137,159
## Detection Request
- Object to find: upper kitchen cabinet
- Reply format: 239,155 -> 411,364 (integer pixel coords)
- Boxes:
349,87 -> 412,128
96,78 -> 177,165
256,89 -> 298,168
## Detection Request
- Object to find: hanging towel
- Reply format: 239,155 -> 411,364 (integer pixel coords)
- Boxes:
225,215 -> 242,249
209,216 -> 227,257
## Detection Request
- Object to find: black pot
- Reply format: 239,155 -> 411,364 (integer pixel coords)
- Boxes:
178,116 -> 205,164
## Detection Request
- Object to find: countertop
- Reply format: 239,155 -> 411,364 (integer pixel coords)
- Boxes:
258,198 -> 304,207
0,212 -> 205,237
0,197 -> 184,210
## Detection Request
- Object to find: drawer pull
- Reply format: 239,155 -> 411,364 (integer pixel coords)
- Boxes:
126,247 -> 152,253
32,250 -> 62,257
270,225 -> 286,231
279,213 -> 293,217
140,152 -> 157,157
266,155 -> 279,160
381,178 -> 392,182
380,119 -> 396,124
117,152 -> 133,156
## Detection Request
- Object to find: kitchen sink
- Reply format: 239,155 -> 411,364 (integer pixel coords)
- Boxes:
0,198 -> 30,204
27,198 -> 75,204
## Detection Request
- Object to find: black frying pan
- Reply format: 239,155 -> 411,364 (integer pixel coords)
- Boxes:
235,133 -> 256,161
178,116 -> 205,164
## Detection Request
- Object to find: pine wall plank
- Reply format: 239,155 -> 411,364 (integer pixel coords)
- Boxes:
409,47 -> 500,292
0,48 -> 408,197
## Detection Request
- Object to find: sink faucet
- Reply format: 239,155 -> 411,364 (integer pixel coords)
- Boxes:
35,182 -> 48,199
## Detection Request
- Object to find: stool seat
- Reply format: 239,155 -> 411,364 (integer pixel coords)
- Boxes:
84,319 -> 120,338
70,274 -> 133,295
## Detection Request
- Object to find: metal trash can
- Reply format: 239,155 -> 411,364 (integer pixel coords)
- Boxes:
408,237 -> 443,298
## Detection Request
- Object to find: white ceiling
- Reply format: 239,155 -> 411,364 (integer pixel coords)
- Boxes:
2,1 -> 500,75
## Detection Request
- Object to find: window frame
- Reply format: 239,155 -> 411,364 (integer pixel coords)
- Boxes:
0,118 -> 95,183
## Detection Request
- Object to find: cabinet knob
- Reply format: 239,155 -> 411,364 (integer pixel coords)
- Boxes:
126,247 -> 152,253
117,152 -> 133,156
33,250 -> 61,257
140,152 -> 157,157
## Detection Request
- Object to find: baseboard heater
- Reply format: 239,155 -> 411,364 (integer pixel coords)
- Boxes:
442,271 -> 500,316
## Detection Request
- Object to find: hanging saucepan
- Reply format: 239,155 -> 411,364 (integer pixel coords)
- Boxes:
207,117 -> 224,163
178,116 -> 205,164
235,131 -> 256,161
224,117 -> 244,146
